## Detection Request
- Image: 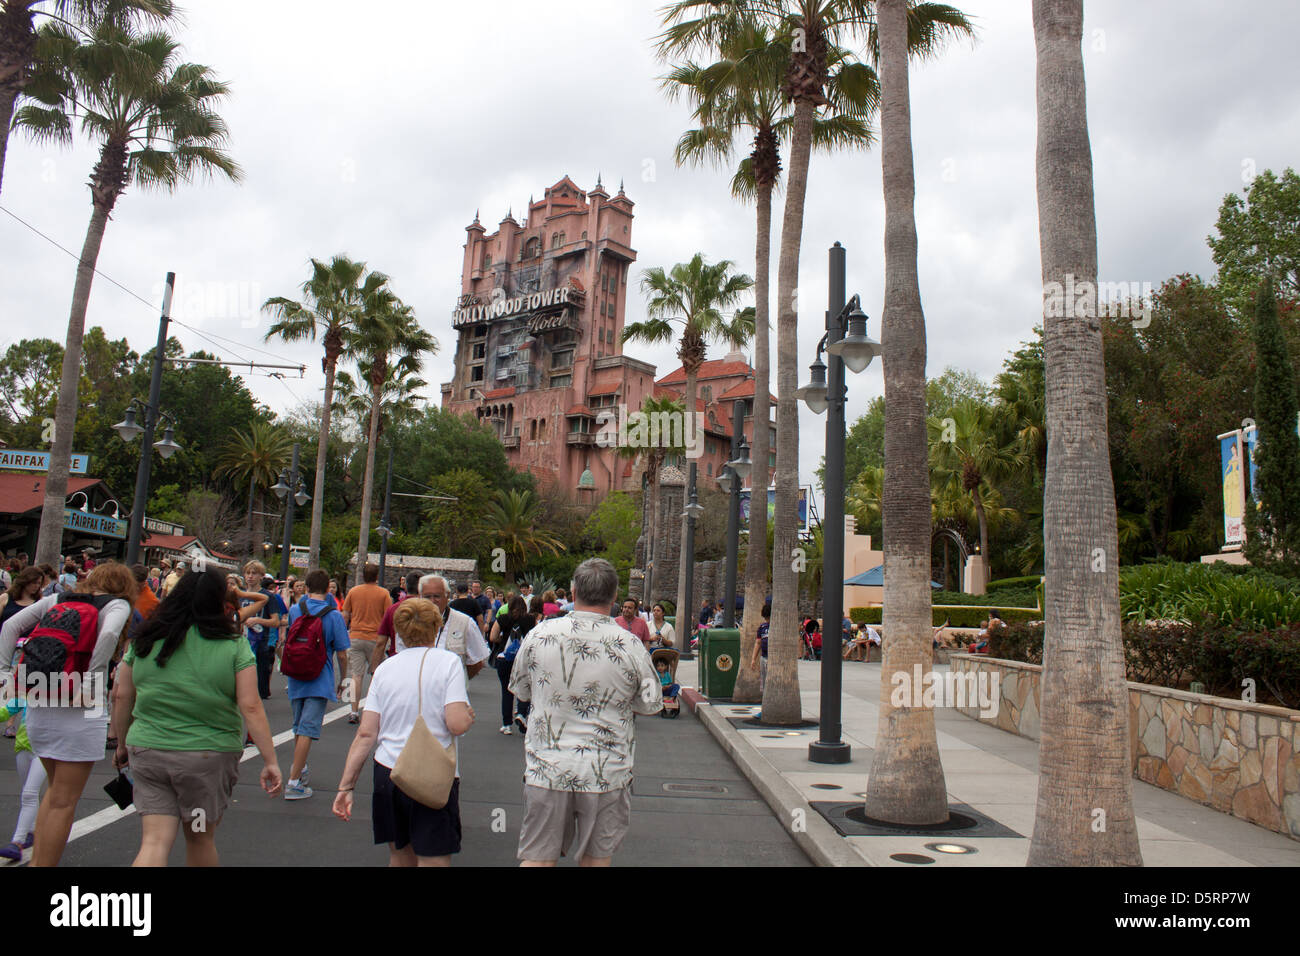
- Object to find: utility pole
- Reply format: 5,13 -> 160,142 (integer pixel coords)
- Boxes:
126,273 -> 175,566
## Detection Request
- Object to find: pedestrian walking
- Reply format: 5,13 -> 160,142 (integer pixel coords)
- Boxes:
0,561 -> 135,866
648,603 -> 675,648
374,575 -> 487,680
282,570 -> 350,800
489,596 -> 533,735
341,563 -> 392,723
510,557 -> 661,867
615,598 -> 652,650
332,598 -> 474,867
110,566 -> 282,866
240,563 -> 286,701
0,698 -> 43,860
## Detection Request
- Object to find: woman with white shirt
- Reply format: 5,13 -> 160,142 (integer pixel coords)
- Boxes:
0,561 -> 134,866
333,598 -> 474,866
649,603 -> 675,648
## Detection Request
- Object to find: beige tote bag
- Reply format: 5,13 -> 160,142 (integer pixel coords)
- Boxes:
390,648 -> 458,809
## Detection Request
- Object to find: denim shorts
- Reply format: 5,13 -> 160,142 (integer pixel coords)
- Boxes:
290,696 -> 328,739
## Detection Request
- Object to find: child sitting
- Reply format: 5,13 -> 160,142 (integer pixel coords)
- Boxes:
657,659 -> 680,699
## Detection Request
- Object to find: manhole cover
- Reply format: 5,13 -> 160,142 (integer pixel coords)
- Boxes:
662,782 -> 728,795
890,853 -> 935,865
810,783 -> 843,790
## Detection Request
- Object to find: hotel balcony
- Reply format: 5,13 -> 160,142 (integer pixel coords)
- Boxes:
566,432 -> 595,448
502,434 -> 520,450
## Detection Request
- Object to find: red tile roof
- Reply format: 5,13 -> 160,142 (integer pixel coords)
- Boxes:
655,359 -> 753,386
566,405 -> 595,417
717,380 -> 778,403
0,475 -> 104,515
587,381 -> 621,396
652,385 -> 707,412
142,533 -> 198,552
481,387 -> 516,400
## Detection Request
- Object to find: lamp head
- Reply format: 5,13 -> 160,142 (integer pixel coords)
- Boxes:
113,407 -> 143,442
827,304 -> 881,374
153,426 -> 181,459
795,356 -> 829,414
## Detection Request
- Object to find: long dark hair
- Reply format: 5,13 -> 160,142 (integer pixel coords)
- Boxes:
132,566 -> 237,668
505,595 -> 532,632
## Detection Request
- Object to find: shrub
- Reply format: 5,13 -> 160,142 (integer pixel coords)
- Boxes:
849,606 -> 880,624
987,575 -> 1043,593
846,605 -> 1037,628
1120,562 -> 1300,630
931,588 -> 1040,609
988,622 -> 1043,664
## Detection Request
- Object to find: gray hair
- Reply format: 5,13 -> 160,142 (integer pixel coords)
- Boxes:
572,558 -> 618,608
418,573 -> 449,595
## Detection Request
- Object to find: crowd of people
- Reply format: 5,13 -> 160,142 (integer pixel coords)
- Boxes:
0,549 -> 679,867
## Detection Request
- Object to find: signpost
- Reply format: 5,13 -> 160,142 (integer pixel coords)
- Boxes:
0,450 -> 88,474
63,508 -> 127,540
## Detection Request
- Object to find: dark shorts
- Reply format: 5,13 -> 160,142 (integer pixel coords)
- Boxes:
372,761 -> 461,858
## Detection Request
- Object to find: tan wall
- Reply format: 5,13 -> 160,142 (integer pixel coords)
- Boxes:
950,653 -> 1300,840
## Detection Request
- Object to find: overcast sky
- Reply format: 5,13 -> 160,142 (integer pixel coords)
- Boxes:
4,0 -> 1298,517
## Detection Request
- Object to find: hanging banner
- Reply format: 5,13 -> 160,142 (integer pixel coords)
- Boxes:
1242,425 -> 1258,502
1218,430 -> 1245,546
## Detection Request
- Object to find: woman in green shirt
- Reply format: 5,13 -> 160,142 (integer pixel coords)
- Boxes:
111,567 -> 283,866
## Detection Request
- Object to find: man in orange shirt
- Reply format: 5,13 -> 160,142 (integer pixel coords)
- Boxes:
341,563 -> 392,724
131,564 -> 159,619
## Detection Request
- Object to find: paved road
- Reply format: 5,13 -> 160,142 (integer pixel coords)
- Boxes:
0,665 -> 808,867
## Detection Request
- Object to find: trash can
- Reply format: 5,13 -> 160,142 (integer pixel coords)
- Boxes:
699,627 -> 740,699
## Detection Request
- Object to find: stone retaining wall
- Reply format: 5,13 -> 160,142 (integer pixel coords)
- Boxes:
950,654 -> 1300,840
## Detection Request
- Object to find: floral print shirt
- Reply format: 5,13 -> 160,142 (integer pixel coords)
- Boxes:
509,610 -> 662,792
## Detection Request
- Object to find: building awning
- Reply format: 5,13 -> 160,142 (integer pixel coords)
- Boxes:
0,474 -> 105,515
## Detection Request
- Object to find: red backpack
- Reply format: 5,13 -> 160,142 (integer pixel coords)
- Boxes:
281,598 -> 335,681
20,593 -> 113,686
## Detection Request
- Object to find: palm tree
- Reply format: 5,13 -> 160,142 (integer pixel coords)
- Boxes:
665,19 -> 878,703
263,255 -> 390,570
1028,0 -> 1141,866
349,294 -> 436,585
479,489 -> 565,573
19,22 -> 240,566
216,421 -> 292,557
0,0 -> 172,195
660,0 -> 973,726
927,399 -> 1027,569
617,393 -> 688,603
332,360 -> 428,443
862,0 -> 967,825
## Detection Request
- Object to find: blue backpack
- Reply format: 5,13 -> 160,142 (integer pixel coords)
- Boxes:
500,622 -> 526,663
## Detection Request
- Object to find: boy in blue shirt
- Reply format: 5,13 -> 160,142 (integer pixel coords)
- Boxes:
241,563 -> 288,700
283,569 -> 350,800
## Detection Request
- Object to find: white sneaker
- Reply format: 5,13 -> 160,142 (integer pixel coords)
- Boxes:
514,714 -> 528,733
499,725 -> 512,735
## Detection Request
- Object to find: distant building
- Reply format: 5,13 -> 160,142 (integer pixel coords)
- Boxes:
440,175 -> 655,501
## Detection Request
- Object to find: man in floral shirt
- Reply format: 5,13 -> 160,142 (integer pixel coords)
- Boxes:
509,557 -> 661,866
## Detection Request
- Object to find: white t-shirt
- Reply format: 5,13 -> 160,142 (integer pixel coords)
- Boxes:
364,645 -> 469,771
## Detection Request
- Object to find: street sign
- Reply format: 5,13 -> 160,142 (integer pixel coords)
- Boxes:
0,449 -> 89,474
143,516 -> 185,535
63,508 -> 127,540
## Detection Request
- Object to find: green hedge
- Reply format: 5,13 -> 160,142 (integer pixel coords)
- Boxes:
848,605 -> 1038,628
989,619 -> 1300,709
1119,562 -> 1300,630
932,588 -> 1040,609
987,575 -> 1043,593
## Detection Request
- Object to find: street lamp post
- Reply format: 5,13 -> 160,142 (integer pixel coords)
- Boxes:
679,462 -> 704,661
272,442 -> 309,581
718,399 -> 750,629
120,272 -> 176,566
797,242 -> 881,765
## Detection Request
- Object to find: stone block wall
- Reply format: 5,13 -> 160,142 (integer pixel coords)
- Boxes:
950,653 -> 1300,840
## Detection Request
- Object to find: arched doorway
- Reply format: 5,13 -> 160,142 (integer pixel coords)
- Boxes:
931,522 -> 972,592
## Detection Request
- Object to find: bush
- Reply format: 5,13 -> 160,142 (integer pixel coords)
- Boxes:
988,622 -> 1043,664
987,575 -> 1043,593
845,605 -> 1037,628
1120,562 -> 1300,630
931,588 -> 1040,609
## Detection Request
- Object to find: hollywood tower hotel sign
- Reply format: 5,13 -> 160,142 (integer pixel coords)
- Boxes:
441,176 -> 657,500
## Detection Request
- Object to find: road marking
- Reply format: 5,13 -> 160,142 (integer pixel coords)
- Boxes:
46,701 -> 363,857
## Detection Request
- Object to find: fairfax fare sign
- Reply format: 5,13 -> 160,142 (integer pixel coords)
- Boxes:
0,449 -> 88,474
452,286 -> 579,329
64,508 -> 126,540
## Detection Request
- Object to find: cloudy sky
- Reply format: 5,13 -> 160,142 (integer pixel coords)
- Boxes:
3,0 -> 1298,515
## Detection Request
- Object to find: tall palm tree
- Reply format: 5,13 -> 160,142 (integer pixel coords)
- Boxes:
216,420 -> 291,557
263,255 -> 390,570
660,0 -> 972,725
1028,0 -> 1141,866
665,20 -> 878,703
19,22 -> 240,566
862,0 -> 961,825
349,295 -> 436,584
332,360 -> 428,443
617,393 -> 688,603
0,0 -> 171,195
478,489 -> 565,573
927,399 -> 1027,566
623,253 -> 753,601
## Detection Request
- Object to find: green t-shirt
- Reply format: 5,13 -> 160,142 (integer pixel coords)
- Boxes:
124,626 -> 256,752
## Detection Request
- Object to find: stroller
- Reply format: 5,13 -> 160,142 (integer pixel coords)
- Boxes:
651,648 -> 681,718
800,618 -> 822,661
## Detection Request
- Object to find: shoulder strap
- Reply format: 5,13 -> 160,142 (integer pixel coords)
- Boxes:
415,647 -> 431,719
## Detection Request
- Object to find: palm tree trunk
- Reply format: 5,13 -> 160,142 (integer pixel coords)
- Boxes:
308,353 -> 339,570
734,180 -> 773,703
975,492 -> 989,566
0,2 -> 36,199
645,455 -> 660,602
354,373 -> 383,585
863,0 -> 948,824
34,169 -> 120,566
762,102 -> 812,725
245,475 -> 257,558
1028,0 -> 1141,866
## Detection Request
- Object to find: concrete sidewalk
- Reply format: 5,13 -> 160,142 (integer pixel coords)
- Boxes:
680,658 -> 1300,867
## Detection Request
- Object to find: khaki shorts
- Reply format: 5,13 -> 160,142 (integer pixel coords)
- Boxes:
517,784 -> 632,862
347,639 -> 377,698
128,747 -> 241,826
